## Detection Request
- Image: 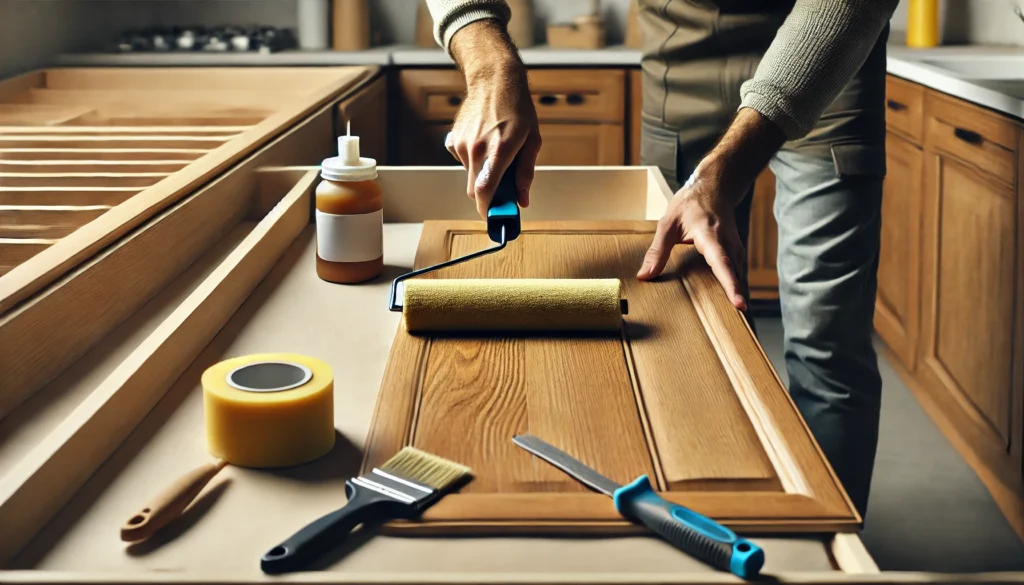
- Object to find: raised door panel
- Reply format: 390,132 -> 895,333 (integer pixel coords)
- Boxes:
875,131 -> 923,371
536,124 -> 624,166
747,168 -> 779,300
363,220 -> 859,533
920,151 -> 1015,451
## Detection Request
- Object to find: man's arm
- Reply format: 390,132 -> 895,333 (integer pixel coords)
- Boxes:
423,1 -> 541,219
639,0 -> 899,311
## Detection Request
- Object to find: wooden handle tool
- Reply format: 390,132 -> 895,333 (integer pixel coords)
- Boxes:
120,459 -> 228,542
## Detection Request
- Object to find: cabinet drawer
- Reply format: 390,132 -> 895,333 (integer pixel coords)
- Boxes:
885,75 -> 924,144
399,69 -> 625,124
925,92 -> 1019,185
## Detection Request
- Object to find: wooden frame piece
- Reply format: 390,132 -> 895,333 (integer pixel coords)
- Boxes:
0,94 -> 339,424
0,167 -> 317,564
0,65 -> 376,315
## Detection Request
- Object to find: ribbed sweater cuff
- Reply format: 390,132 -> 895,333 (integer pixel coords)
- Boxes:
438,8 -> 508,54
739,91 -> 803,141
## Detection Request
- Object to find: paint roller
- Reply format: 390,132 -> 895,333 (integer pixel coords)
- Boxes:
388,158 -> 628,333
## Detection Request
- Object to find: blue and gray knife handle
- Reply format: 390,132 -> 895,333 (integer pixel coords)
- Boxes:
486,156 -> 521,244
613,475 -> 765,579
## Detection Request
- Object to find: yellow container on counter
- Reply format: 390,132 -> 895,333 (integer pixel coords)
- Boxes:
907,0 -> 940,47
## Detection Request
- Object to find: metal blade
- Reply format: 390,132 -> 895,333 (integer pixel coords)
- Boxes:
512,434 -> 621,497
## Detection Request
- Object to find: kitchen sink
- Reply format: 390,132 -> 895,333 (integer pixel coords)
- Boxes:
915,54 -> 1024,80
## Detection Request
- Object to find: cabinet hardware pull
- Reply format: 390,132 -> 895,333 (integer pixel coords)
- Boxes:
447,95 -> 463,106
538,95 -> 559,106
566,94 -> 584,105
953,127 -> 983,144
885,99 -> 906,111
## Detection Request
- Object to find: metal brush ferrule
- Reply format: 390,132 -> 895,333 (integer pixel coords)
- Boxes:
388,225 -> 508,312
350,468 -> 439,510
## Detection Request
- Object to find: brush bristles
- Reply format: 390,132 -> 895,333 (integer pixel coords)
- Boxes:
379,446 -> 471,491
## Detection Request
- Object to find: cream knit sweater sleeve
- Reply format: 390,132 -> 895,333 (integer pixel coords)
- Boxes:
424,0 -> 511,52
424,0 -> 899,140
738,0 -> 900,139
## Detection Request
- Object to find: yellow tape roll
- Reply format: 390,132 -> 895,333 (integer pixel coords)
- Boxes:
202,353 -> 335,468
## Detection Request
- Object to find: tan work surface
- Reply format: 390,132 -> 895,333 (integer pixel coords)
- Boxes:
367,221 -> 857,534
10,224 -> 841,576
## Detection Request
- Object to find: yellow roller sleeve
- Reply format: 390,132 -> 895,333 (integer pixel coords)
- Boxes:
202,353 -> 335,468
402,278 -> 624,333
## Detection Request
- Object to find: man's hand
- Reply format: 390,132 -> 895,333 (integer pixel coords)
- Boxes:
637,108 -> 786,311
446,19 -> 541,219
638,171 -> 749,310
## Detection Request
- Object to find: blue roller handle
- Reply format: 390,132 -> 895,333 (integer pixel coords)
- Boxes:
486,157 -> 521,243
613,475 -> 765,579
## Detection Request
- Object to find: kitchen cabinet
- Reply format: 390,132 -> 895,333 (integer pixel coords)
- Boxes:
875,132 -> 924,370
915,89 -> 1023,494
875,76 -> 925,371
395,68 -> 625,166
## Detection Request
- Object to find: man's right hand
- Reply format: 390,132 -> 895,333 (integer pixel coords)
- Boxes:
446,19 -> 542,220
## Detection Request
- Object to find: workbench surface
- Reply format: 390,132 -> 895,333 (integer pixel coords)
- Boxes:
8,223 -> 844,576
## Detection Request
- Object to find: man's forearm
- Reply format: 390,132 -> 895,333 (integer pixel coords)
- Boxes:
688,108 -> 786,208
449,18 -> 523,87
739,0 -> 900,140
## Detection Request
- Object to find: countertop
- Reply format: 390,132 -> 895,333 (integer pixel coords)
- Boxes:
54,42 -> 1024,120
54,43 -> 643,68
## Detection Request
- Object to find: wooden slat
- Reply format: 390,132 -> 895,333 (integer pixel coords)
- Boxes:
0,105 -> 93,127
0,239 -> 53,275
28,89 -> 301,113
0,149 -> 206,162
41,67 -> 350,91
0,206 -> 109,239
0,173 -> 166,189
0,126 -> 249,135
0,160 -> 188,174
0,188 -> 138,206
0,136 -> 230,150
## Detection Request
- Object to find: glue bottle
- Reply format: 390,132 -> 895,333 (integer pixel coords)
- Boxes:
315,121 -> 383,284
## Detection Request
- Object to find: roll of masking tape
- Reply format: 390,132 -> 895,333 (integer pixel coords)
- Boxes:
202,353 -> 335,468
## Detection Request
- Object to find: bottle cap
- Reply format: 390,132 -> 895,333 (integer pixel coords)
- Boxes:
321,121 -> 377,182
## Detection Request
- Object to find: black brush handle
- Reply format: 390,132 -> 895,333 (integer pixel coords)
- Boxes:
260,480 -> 412,574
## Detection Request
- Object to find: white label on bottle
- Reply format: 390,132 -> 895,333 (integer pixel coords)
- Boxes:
315,209 -> 383,263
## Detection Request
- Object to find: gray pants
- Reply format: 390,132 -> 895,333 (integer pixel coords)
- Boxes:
639,3 -> 887,520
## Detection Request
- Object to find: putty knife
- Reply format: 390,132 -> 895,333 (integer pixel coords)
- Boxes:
512,433 -> 765,578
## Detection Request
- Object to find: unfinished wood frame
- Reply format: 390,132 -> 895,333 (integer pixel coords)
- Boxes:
0,65 -> 376,314
0,96 -> 338,424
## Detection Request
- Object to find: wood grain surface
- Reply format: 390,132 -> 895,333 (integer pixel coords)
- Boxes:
363,220 -> 859,533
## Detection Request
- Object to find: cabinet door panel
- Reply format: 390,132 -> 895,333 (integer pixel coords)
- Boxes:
920,151 -> 1015,449
536,124 -> 624,166
364,220 -> 860,533
875,132 -> 923,370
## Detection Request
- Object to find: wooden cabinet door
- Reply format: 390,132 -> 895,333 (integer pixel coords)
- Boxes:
919,135 -> 1017,464
337,73 -> 387,164
364,220 -> 860,534
536,124 -> 624,166
747,169 -> 779,300
875,131 -> 923,371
